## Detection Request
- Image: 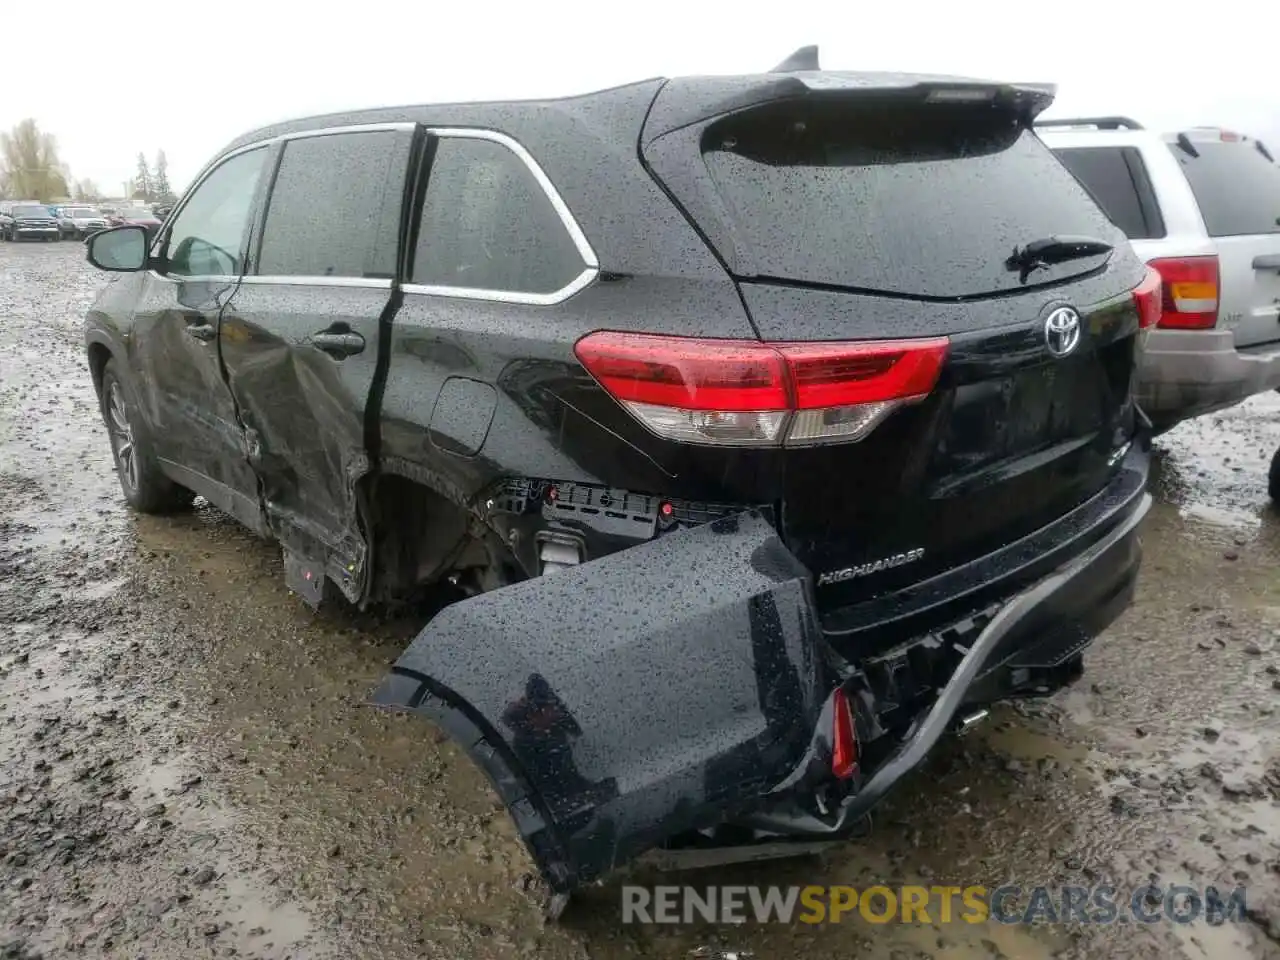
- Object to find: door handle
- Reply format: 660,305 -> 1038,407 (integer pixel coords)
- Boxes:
184,321 -> 217,342
310,329 -> 366,359
1252,254 -> 1280,272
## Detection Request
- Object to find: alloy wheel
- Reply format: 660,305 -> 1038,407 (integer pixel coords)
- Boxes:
106,381 -> 139,494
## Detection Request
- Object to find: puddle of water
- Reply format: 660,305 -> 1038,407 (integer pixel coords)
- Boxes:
1180,503 -> 1261,531
1155,392 -> 1280,529
1169,916 -> 1260,960
215,871 -> 316,956
78,575 -> 127,601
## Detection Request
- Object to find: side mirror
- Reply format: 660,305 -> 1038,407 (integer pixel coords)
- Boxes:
86,225 -> 149,272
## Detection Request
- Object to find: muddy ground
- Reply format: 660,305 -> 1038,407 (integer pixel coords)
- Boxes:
2,240 -> 1280,960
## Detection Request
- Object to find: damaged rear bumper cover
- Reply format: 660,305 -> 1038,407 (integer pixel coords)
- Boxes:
370,446 -> 1151,893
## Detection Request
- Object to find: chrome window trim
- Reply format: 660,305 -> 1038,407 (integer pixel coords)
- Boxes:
277,122 -> 415,141
425,127 -> 598,270
403,127 -> 600,306
239,275 -> 392,288
402,267 -> 596,306
151,121 -> 599,304
147,272 -> 239,285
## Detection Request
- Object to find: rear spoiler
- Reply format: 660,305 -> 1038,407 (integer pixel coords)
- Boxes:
646,52 -> 1057,144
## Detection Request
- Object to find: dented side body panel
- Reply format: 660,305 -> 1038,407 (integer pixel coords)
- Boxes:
370,512 -> 829,889
219,282 -> 389,599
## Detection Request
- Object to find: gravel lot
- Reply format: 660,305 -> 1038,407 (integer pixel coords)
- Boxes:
3,240 -> 1280,959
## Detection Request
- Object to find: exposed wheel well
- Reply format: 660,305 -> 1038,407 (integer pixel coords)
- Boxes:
366,473 -> 522,602
1269,445 -> 1280,503
87,342 -> 113,400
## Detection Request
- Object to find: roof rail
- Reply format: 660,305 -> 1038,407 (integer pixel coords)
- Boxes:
770,45 -> 819,73
1036,116 -> 1144,131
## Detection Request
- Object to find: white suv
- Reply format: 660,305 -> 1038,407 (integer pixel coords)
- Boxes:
1037,118 -> 1280,433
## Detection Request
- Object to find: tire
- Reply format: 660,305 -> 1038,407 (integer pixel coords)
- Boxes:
99,359 -> 194,514
1270,446 -> 1280,503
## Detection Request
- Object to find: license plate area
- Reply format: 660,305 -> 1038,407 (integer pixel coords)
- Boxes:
942,357 -> 1105,469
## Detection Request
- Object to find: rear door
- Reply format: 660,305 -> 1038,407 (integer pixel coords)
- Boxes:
642,88 -> 1147,615
1168,132 -> 1280,348
219,124 -> 414,599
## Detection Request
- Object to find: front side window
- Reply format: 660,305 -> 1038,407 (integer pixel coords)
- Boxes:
411,135 -> 586,296
256,130 -> 409,279
164,147 -> 267,277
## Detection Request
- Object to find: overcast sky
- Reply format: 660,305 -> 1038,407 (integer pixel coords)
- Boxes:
6,0 -> 1277,194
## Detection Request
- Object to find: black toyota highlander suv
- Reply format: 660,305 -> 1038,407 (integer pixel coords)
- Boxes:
81,47 -> 1159,908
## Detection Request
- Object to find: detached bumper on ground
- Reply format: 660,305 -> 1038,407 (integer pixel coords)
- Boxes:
1139,328 -> 1280,427
369,444 -> 1151,894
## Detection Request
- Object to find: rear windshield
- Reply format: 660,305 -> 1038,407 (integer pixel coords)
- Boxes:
700,99 -> 1119,299
1170,139 -> 1280,237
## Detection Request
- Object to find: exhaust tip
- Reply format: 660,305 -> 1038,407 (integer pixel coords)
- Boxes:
955,708 -> 989,733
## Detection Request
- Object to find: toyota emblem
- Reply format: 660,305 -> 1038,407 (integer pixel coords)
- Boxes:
1044,306 -> 1082,358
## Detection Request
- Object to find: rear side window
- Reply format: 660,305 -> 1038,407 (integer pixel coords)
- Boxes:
696,100 -> 1121,299
1171,140 -> 1280,237
257,130 -> 409,279
1053,146 -> 1165,241
410,136 -> 585,296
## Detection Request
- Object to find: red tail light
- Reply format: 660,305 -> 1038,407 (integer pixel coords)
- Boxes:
1131,266 -> 1163,330
831,687 -> 858,780
1148,256 -> 1219,329
573,331 -> 949,447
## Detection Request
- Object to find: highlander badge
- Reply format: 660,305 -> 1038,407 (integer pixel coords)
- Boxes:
817,547 -> 925,586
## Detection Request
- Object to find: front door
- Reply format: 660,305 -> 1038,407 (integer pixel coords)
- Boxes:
219,125 -> 414,599
130,145 -> 270,531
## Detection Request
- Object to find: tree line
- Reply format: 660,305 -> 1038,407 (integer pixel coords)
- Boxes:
0,118 -> 176,204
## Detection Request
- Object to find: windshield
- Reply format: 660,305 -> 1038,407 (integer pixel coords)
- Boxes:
118,208 -> 153,219
699,99 -> 1119,299
66,207 -> 99,218
12,206 -> 51,218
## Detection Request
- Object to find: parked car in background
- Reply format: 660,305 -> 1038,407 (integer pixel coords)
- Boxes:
0,202 -> 61,241
81,49 -> 1156,902
58,206 -> 111,240
106,206 -> 162,236
55,210 -> 77,239
1038,118 -> 1280,435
